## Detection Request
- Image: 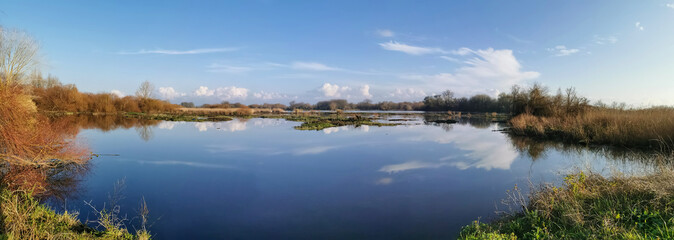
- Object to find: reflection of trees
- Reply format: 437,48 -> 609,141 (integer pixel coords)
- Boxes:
423,114 -> 494,130
49,115 -> 162,141
0,162 -> 90,201
505,134 -> 669,166
136,125 -> 154,141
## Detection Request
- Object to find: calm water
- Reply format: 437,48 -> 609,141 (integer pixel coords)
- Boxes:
52,115 -> 656,239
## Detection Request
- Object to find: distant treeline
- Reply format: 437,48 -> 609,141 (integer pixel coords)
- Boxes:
186,99 -> 425,111
423,84 -> 590,117
29,75 -> 178,113
185,83 -> 591,115
25,71 -> 601,116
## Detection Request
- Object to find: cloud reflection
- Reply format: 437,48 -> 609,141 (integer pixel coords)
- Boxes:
379,160 -> 451,174
399,124 -> 519,171
158,121 -> 178,130
376,177 -> 394,185
194,120 -> 248,132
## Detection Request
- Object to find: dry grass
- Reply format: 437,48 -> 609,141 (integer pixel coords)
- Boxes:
510,107 -> 674,149
461,168 -> 674,239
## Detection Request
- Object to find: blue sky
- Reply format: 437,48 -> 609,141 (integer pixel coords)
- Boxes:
3,1 -> 674,105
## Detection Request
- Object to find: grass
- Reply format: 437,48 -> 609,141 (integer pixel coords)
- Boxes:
285,114 -> 399,130
0,189 -> 150,240
122,112 -> 232,122
509,107 -> 674,149
460,168 -> 674,240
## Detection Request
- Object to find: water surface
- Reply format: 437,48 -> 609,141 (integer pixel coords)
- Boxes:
55,115 -> 656,239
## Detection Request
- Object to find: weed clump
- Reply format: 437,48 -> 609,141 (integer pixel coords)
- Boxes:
460,170 -> 674,239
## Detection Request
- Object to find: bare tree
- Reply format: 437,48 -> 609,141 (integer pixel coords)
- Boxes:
135,80 -> 154,99
0,27 -> 40,88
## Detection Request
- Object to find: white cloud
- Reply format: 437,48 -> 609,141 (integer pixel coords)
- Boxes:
376,29 -> 395,37
440,56 -> 461,62
389,88 -> 427,99
451,47 -> 473,56
215,86 -> 249,100
118,47 -> 238,55
110,89 -> 125,98
403,48 -> 539,94
319,83 -> 350,98
291,62 -> 341,71
207,63 -> 253,73
194,86 -> 215,97
594,35 -> 618,45
668,3 -> 674,9
360,85 -> 373,99
547,45 -> 580,56
635,22 -> 644,31
378,41 -> 448,55
253,91 -> 289,100
158,87 -> 185,100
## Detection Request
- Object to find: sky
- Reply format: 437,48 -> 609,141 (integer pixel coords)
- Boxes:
2,1 -> 674,106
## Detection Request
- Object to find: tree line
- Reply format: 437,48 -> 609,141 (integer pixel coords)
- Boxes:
30,75 -> 178,113
181,83 -> 590,116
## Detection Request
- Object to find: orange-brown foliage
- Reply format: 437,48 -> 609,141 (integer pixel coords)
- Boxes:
32,83 -> 179,113
0,85 -> 89,166
510,107 -> 674,148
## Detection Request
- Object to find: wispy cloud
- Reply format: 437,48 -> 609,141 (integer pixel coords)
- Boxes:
379,160 -> 450,174
547,45 -> 580,56
379,41 -> 448,55
291,61 -> 342,71
207,63 -> 253,73
376,29 -> 395,37
667,3 -> 674,9
294,146 -> 339,155
635,22 -> 644,31
402,47 -> 539,94
594,35 -> 618,45
506,34 -> 533,44
117,47 -> 238,55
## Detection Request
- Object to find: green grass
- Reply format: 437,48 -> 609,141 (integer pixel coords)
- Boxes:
459,170 -> 674,239
0,189 -> 150,240
123,112 -> 233,122
286,115 -> 399,130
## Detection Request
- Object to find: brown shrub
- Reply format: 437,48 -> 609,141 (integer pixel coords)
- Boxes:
0,85 -> 89,166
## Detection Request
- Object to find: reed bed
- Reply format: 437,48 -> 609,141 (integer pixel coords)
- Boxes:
509,107 -> 674,149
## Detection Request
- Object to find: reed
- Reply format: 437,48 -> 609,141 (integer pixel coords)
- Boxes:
509,107 -> 674,149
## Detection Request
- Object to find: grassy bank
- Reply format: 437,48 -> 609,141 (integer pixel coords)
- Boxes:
0,189 -> 150,240
460,170 -> 674,239
283,114 -> 399,130
509,107 -> 674,149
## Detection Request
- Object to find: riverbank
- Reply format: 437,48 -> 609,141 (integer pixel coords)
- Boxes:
460,168 -> 674,239
509,108 -> 674,150
0,189 -> 150,239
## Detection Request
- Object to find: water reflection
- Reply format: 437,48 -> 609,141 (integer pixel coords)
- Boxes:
47,114 -> 672,239
0,163 -> 89,201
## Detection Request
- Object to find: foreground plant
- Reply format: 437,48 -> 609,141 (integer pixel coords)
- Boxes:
460,170 -> 674,239
0,189 -> 150,240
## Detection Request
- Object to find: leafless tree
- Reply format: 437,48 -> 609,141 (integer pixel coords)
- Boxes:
0,27 -> 40,87
135,80 -> 154,99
